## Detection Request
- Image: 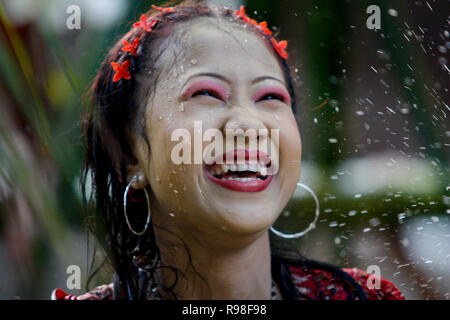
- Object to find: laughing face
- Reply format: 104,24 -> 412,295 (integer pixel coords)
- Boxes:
129,17 -> 302,240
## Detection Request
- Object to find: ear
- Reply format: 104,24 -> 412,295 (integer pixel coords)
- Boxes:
126,134 -> 150,189
127,123 -> 150,189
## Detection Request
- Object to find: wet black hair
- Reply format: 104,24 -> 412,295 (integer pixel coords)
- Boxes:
82,0 -> 367,300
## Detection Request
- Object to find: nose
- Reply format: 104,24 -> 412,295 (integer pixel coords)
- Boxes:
222,112 -> 269,164
223,113 -> 268,140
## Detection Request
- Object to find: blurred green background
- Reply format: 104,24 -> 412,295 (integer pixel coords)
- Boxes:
0,0 -> 448,299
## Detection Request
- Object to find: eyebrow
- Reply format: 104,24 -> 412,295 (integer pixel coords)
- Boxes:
184,72 -> 286,87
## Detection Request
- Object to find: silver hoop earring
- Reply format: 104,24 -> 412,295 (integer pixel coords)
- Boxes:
123,177 -> 151,236
270,182 -> 320,239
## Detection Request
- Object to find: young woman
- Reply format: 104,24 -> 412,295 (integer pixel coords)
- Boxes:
52,1 -> 404,300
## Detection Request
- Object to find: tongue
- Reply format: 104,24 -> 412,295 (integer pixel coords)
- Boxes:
219,171 -> 258,179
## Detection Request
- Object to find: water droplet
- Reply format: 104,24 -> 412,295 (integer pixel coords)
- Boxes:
388,9 -> 398,17
328,138 -> 338,143
369,217 -> 381,227
329,221 -> 338,227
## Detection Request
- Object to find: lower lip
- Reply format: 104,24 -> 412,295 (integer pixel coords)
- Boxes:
205,170 -> 274,192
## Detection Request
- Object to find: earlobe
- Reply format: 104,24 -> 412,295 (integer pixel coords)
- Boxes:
126,166 -> 148,189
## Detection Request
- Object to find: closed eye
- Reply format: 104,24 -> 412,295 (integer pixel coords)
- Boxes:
257,93 -> 286,102
192,89 -> 221,100
252,86 -> 291,105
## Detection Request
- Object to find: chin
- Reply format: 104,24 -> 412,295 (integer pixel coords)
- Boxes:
200,172 -> 284,235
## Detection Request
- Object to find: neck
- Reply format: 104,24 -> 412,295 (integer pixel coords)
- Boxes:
153,220 -> 273,300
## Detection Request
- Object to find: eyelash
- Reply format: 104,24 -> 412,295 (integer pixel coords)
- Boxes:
192,90 -> 287,104
256,93 -> 286,103
192,89 -> 221,100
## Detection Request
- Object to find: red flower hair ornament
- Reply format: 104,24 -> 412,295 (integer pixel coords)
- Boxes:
151,4 -> 174,13
133,14 -> 157,32
234,5 -> 288,60
121,38 -> 140,56
112,4 -> 287,83
111,60 -> 131,82
270,38 -> 288,59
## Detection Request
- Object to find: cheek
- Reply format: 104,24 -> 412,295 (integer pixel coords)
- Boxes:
279,112 -> 301,157
279,113 -> 302,182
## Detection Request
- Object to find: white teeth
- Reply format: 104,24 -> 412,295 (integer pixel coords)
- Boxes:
209,163 -> 269,176
222,177 -> 257,181
260,166 -> 267,176
237,164 -> 248,171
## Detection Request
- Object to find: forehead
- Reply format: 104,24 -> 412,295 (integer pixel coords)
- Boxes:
164,17 -> 284,81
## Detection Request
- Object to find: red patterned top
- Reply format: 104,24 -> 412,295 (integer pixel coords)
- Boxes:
51,266 -> 404,300
288,266 -> 404,300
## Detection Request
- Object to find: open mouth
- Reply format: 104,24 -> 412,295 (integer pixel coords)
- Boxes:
204,150 -> 275,192
208,163 -> 269,181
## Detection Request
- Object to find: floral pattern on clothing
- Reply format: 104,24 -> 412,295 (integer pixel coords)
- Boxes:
51,266 -> 405,300
288,265 -> 405,300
